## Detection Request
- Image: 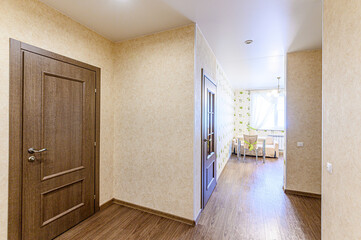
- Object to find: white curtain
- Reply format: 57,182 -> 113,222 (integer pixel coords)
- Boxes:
250,90 -> 284,130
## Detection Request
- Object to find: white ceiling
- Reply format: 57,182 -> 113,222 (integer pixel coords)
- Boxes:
39,0 -> 322,90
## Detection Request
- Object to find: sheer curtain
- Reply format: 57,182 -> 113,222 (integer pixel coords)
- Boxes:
250,90 -> 284,130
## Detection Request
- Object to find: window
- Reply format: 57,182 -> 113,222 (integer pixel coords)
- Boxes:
250,90 -> 285,130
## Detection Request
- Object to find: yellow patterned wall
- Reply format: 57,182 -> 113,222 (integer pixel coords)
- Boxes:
233,90 -> 284,138
234,90 -> 251,136
216,63 -> 234,177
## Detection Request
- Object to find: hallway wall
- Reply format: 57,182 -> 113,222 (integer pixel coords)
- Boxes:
215,63 -> 234,177
194,26 -> 234,218
323,0 -> 361,238
0,0 -> 116,238
113,25 -> 196,220
286,50 -> 322,195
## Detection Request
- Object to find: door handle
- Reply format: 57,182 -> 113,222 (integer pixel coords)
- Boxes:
28,148 -> 47,154
203,139 -> 210,142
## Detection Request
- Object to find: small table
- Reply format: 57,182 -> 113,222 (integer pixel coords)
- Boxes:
236,136 -> 266,163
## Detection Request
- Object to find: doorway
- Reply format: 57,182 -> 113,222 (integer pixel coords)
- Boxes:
201,69 -> 217,209
8,39 -> 101,240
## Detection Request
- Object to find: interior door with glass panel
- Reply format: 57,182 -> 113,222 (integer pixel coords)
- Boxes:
202,69 -> 217,208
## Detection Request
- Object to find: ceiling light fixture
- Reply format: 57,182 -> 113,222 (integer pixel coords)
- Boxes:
244,40 -> 253,45
270,77 -> 282,97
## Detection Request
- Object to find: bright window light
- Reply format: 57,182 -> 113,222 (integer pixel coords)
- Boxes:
250,90 -> 285,131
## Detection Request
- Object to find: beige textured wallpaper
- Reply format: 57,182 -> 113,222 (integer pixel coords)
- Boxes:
323,0 -> 361,239
0,0 -> 237,235
0,0 -> 115,238
113,25 -> 196,220
286,50 -> 322,194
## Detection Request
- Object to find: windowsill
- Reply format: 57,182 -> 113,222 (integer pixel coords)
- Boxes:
253,129 -> 285,132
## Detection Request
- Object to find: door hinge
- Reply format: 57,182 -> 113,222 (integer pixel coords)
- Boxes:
94,142 -> 96,147
95,89 -> 97,93
94,195 -> 96,200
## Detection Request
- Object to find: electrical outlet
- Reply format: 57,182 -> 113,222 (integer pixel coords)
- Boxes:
297,142 -> 304,147
327,162 -> 333,174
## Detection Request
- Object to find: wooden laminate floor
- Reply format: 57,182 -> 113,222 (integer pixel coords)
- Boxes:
56,155 -> 321,240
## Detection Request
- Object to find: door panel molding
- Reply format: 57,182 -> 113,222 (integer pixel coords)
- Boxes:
43,72 -> 86,83
42,166 -> 85,181
8,39 -> 101,240
40,178 -> 85,227
40,70 -> 85,181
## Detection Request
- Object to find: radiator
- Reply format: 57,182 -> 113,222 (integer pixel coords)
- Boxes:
268,134 -> 285,151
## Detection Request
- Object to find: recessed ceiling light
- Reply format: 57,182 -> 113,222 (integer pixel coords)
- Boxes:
244,40 -> 253,45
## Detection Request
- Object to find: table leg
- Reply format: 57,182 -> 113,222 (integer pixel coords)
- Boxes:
263,140 -> 266,164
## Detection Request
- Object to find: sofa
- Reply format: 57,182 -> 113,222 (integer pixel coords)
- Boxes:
232,136 -> 280,158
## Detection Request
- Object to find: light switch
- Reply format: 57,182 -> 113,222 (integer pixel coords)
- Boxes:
297,142 -> 304,147
327,162 -> 333,174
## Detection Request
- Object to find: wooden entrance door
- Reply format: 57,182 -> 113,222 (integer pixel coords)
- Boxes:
201,69 -> 217,208
9,40 -> 99,240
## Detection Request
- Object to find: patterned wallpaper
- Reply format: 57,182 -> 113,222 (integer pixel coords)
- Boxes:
234,90 -> 251,136
233,90 -> 284,138
216,63 -> 234,177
